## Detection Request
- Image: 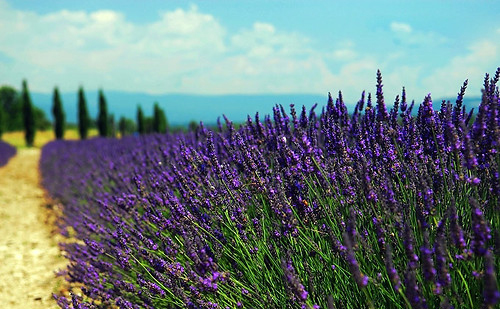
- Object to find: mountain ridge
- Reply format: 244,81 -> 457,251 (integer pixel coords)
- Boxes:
31,92 -> 328,126
29,91 -> 482,127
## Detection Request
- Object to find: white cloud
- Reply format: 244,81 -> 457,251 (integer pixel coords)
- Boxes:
331,49 -> 357,61
231,22 -> 311,58
135,7 -> 227,56
253,22 -> 276,34
389,23 -> 449,53
91,10 -> 120,23
157,5 -> 218,35
423,39 -> 499,98
0,2 -> 229,92
2,0 -> 495,106
325,40 -> 358,62
0,2 -> 336,96
390,22 -> 412,33
41,9 -> 88,24
384,66 -> 423,98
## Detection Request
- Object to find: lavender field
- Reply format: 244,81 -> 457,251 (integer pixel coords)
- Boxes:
40,70 -> 500,309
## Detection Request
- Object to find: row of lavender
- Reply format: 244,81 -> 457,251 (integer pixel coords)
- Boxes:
0,140 -> 16,167
41,69 -> 500,309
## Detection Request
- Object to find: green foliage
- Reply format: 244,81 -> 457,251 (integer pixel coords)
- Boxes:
78,86 -> 90,140
52,86 -> 65,139
108,113 -> 116,138
21,80 -> 35,147
118,116 -> 136,137
137,105 -> 145,134
97,89 -> 108,137
34,107 -> 51,130
188,120 -> 199,132
0,85 -> 51,133
153,102 -> 168,134
144,116 -> 154,133
0,86 -> 23,131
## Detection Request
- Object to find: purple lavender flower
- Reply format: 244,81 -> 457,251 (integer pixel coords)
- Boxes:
346,207 -> 357,242
448,202 -> 466,251
39,70 -> 500,308
376,69 -> 389,122
434,220 -> 451,293
483,250 -> 500,307
343,232 -> 369,288
384,243 -> 401,291
372,216 -> 386,249
420,230 -> 436,282
403,223 -> 419,270
453,79 -> 468,126
462,122 -> 478,169
470,198 -> 491,256
0,141 -> 16,167
281,259 -> 309,302
404,267 -> 426,309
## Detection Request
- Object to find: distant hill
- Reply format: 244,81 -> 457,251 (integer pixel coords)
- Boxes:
30,91 -> 482,127
434,96 -> 482,113
31,91 -> 328,127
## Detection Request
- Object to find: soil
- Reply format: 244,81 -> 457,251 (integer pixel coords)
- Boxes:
0,148 -> 67,308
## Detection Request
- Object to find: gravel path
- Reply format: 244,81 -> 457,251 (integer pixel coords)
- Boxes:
0,148 -> 66,308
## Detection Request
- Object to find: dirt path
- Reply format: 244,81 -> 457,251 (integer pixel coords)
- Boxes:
0,148 -> 66,308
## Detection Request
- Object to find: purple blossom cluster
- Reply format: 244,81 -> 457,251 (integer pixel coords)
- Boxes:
0,140 -> 16,167
41,69 -> 500,308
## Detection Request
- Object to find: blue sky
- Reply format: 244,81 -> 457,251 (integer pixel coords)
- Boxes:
0,0 -> 499,104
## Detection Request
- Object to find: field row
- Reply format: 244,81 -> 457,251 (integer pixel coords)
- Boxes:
41,70 -> 500,308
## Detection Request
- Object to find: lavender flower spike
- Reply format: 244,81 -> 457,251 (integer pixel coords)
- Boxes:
470,197 -> 491,256
384,243 -> 401,291
420,230 -> 436,282
281,259 -> 309,302
404,267 -> 426,309
343,232 -> 369,288
483,250 -> 500,307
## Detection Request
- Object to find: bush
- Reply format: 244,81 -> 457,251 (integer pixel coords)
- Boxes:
21,80 -> 35,147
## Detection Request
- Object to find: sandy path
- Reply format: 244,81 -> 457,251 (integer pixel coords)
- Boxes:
0,148 -> 66,308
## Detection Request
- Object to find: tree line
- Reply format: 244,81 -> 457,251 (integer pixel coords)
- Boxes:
0,80 -> 169,146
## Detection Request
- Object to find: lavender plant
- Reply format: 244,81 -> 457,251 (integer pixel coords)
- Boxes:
41,68 -> 500,309
0,140 -> 16,166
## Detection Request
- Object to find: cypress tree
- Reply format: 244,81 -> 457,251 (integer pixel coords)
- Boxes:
22,79 -> 35,147
78,86 -> 90,140
153,102 -> 168,134
52,86 -> 65,139
97,89 -> 108,137
108,114 -> 116,138
137,105 -> 145,134
153,103 -> 160,133
162,111 -> 168,133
